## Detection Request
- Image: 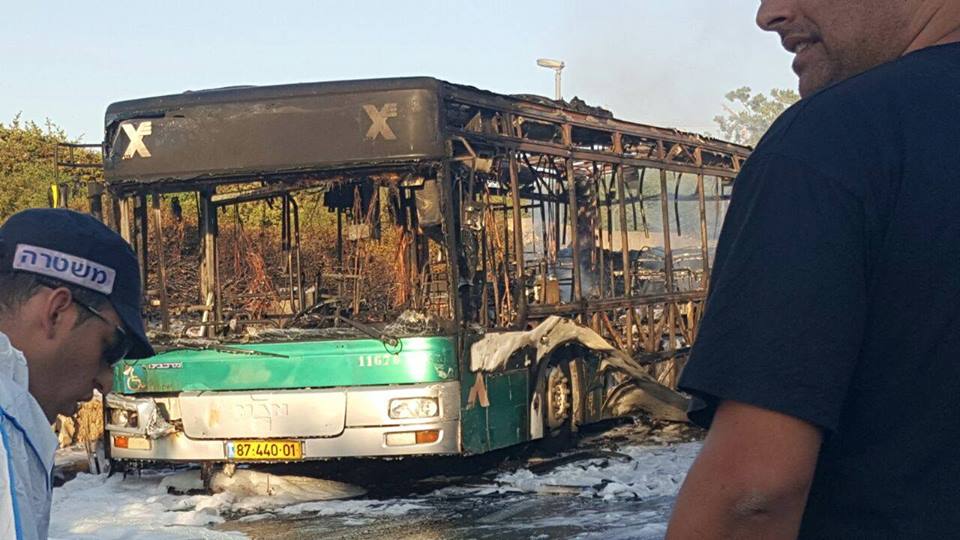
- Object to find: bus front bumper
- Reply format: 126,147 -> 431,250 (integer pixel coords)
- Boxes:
106,381 -> 462,462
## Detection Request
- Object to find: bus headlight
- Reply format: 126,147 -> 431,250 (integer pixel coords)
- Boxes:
109,408 -> 139,428
388,397 -> 439,419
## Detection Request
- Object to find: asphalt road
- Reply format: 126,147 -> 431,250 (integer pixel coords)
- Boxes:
216,421 -> 702,540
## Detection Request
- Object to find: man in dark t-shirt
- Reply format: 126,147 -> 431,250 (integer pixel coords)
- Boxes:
667,1 -> 960,538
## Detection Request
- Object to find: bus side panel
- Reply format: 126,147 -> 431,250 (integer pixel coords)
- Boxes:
459,369 -> 529,454
115,337 -> 458,394
485,370 -> 529,451
460,370 -> 489,454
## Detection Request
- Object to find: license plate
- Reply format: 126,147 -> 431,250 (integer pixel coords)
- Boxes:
225,440 -> 303,461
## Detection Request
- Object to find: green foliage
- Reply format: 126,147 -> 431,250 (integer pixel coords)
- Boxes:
713,86 -> 800,147
0,115 -> 61,219
0,115 -> 102,220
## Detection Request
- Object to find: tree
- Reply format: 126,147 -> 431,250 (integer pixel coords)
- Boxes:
713,87 -> 800,147
0,114 -> 100,220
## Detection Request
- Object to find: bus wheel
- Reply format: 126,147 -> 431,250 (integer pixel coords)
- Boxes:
544,363 -> 572,434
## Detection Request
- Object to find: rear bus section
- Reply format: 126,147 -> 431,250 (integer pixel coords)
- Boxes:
105,337 -> 462,463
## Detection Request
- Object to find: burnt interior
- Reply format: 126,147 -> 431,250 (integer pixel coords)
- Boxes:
99,78 -> 750,386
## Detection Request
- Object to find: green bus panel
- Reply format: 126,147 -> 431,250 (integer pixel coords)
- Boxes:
459,370 -> 488,454
486,370 -> 529,451
459,369 -> 530,454
114,337 -> 458,394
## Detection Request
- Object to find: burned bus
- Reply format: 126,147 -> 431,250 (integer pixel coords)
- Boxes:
101,77 -> 750,467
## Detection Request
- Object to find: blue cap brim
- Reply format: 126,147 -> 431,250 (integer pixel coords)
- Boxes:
113,301 -> 155,360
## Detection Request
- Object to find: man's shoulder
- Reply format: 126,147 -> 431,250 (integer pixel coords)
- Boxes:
0,378 -> 54,540
748,44 -> 958,190
0,375 -> 57,475
759,44 -> 959,159
0,330 -> 57,471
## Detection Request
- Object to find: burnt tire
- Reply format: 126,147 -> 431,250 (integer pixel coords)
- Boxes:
538,360 -> 574,451
544,363 -> 572,433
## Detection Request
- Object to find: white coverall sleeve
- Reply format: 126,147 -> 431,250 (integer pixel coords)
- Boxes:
0,420 -> 23,540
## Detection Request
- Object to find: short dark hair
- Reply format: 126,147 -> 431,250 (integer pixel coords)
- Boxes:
0,272 -> 110,326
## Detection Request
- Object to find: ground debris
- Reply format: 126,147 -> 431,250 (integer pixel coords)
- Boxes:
526,450 -> 633,475
579,417 -> 704,450
161,469 -> 365,502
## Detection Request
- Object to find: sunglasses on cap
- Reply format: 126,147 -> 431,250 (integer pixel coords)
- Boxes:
34,276 -> 133,366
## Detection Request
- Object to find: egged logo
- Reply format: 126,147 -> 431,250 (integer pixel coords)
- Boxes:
120,121 -> 153,159
363,103 -> 398,141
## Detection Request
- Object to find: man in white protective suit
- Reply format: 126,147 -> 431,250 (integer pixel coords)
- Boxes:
0,208 -> 154,539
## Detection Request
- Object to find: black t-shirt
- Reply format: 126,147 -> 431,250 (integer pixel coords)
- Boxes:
679,42 -> 960,537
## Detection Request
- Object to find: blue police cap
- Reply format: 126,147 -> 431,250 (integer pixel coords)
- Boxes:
0,208 -> 155,359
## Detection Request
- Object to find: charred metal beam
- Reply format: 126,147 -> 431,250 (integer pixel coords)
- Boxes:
657,142 -> 675,294
442,87 -> 750,157
696,174 -> 711,291
615,164 -> 633,350
151,194 -> 170,332
565,156 -> 582,303
210,180 -> 327,206
136,195 -> 149,297
507,151 -> 527,325
451,130 -> 742,178
525,291 -> 704,318
439,154 -> 462,324
199,189 -> 220,338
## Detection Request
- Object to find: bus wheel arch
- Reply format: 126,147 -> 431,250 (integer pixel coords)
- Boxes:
544,362 -> 572,432
531,349 -> 584,442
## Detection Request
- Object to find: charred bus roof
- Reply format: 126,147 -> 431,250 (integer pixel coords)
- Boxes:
104,76 -> 751,193
104,77 -> 448,191
104,77 -> 445,123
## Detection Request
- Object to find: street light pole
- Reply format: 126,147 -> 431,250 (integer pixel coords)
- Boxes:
536,58 -> 565,101
553,69 -> 562,102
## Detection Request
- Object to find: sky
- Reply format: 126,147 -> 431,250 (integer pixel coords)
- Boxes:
0,1 -> 796,143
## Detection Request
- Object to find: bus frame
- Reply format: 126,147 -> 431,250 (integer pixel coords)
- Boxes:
100,77 -> 750,468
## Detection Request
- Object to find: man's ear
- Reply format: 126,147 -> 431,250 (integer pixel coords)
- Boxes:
40,287 -> 76,339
